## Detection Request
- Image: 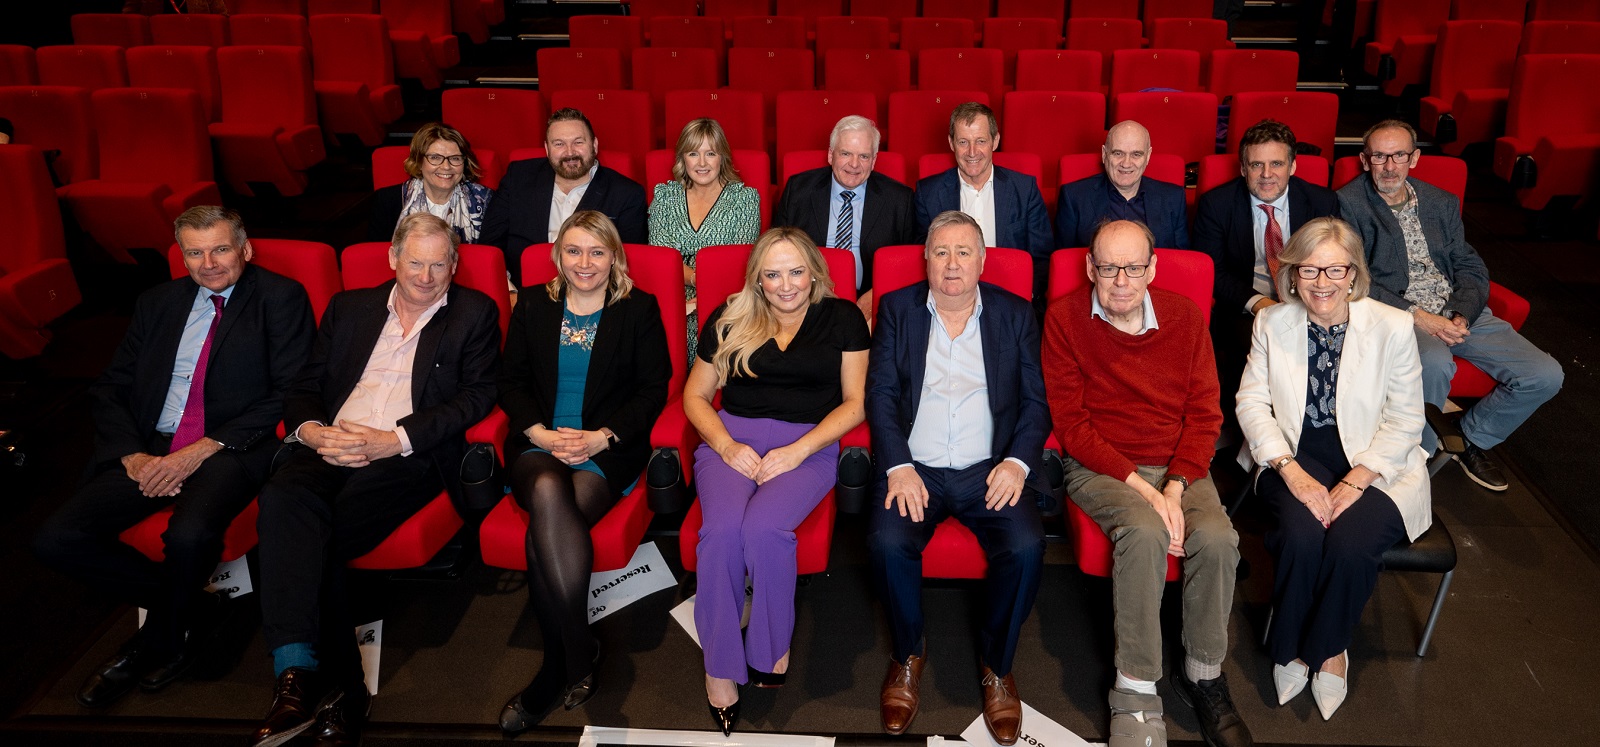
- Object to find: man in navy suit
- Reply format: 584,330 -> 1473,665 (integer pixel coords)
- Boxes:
34,206 -> 315,708
867,211 -> 1049,745
1193,119 -> 1340,421
1056,120 -> 1190,252
772,115 -> 920,320
251,213 -> 499,747
914,102 -> 1052,313
479,107 -> 647,282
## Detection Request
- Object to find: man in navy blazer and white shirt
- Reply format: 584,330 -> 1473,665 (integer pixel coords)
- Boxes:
1056,121 -> 1190,253
914,102 -> 1052,312
866,211 -> 1049,745
772,115 -> 920,320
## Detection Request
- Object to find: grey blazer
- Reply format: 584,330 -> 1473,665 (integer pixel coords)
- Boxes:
1336,175 -> 1490,324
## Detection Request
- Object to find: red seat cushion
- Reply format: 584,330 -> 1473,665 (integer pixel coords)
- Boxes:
921,518 -> 989,579
480,485 -> 655,573
120,499 -> 261,564
347,492 -> 464,569
679,491 -> 836,575
1068,500 -> 1182,581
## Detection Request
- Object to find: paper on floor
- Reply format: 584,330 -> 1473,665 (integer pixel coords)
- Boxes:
960,700 -> 1100,747
589,541 -> 677,624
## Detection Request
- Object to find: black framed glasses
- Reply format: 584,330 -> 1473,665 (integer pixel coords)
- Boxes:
1093,263 -> 1150,279
424,154 -> 465,166
1364,150 -> 1414,165
1295,264 -> 1352,280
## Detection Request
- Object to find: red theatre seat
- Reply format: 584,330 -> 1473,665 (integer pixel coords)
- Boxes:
239,0 -> 309,12
1061,152 -> 1186,189
1110,48 -> 1202,96
647,16 -> 727,81
1519,20 -> 1600,54
1530,0 -> 1600,21
453,0 -> 505,45
1003,90 -> 1108,212
1420,21 -> 1522,155
0,45 -> 38,86
315,0 -> 378,10
122,500 -> 261,564
778,0 -> 845,39
780,149 -> 909,187
889,90 -> 988,178
229,14 -> 311,47
998,0 -> 1067,28
1142,0 -> 1216,38
1113,91 -> 1220,167
823,49 -> 911,125
71,14 -> 150,47
0,146 -> 82,360
549,90 -> 654,176
60,89 -> 222,264
664,89 -> 765,154
1450,283 -> 1531,397
1149,18 -> 1235,82
442,87 -> 545,189
917,49 -> 1005,115
633,48 -> 720,145
1207,49 -> 1299,101
1332,154 -> 1468,208
1363,0 -> 1451,98
814,16 -> 891,79
150,13 -> 229,47
0,86 -> 96,184
728,47 -> 816,147
1014,49 -> 1103,92
732,16 -> 808,49
1453,0 -> 1530,21
900,19 -> 978,70
983,18 -> 1064,87
127,46 -> 221,122
537,47 -> 625,95
774,90 -> 878,163
370,145 -> 410,190
167,239 -> 343,324
1066,18 -> 1144,86
1227,92 -> 1339,159
567,16 -> 644,86
1070,0 -> 1139,18
1492,54 -> 1600,210
1198,153 -> 1330,195
309,14 -> 405,147
37,45 -> 127,92
210,46 -> 326,197
382,0 -> 461,90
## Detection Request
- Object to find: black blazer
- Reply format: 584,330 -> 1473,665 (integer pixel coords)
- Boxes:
478,159 -> 647,281
365,183 -> 405,243
498,287 -> 673,496
866,281 -> 1051,484
1193,175 -> 1340,316
1337,175 -> 1490,324
1055,173 -> 1191,250
89,265 -> 315,472
771,168 -> 920,293
283,281 -> 501,502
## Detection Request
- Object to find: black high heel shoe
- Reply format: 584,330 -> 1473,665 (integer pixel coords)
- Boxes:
707,699 -> 740,737
747,666 -> 786,689
562,641 -> 603,710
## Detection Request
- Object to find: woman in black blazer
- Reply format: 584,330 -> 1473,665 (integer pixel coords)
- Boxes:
495,211 -> 673,734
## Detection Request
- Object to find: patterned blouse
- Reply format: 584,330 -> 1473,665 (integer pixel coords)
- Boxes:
1304,320 -> 1348,430
1390,181 -> 1452,315
647,180 -> 761,360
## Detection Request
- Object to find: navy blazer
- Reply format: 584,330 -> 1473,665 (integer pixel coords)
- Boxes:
1193,175 -> 1340,315
866,281 -> 1051,486
478,158 -> 647,282
1337,175 -> 1490,324
283,281 -> 501,503
1055,174 -> 1190,251
89,265 -> 315,471
771,167 -> 920,292
913,166 -> 1052,260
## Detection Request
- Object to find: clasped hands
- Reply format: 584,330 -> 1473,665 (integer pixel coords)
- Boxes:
883,460 -> 1027,523
716,439 -> 813,485
1414,309 -> 1470,346
1130,473 -> 1187,558
121,438 -> 222,497
530,425 -> 608,466
1279,460 -> 1374,528
299,420 -> 402,468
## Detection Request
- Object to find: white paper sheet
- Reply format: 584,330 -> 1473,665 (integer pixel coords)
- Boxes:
960,700 -> 1099,747
588,541 -> 678,624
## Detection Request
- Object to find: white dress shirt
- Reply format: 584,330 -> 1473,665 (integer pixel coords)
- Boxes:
957,169 -> 998,248
547,162 -> 599,242
330,285 -> 450,456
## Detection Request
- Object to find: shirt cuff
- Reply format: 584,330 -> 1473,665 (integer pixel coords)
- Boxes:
1003,456 -> 1031,478
395,426 -> 414,457
1246,293 -> 1268,314
887,462 -> 914,475
289,421 -> 325,443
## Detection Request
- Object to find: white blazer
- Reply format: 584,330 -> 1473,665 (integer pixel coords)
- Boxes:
1235,297 -> 1432,541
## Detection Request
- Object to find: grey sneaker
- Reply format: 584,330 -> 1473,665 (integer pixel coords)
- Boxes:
1108,686 -> 1166,747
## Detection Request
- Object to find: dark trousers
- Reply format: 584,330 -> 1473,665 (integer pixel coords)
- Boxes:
257,445 -> 441,675
33,436 -> 263,656
868,458 -> 1045,676
1259,454 -> 1407,671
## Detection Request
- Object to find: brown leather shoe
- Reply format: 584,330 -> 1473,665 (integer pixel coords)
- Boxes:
980,665 -> 1022,746
879,653 -> 926,735
252,668 -> 333,747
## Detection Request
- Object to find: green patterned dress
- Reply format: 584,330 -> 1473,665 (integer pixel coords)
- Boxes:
647,180 -> 762,361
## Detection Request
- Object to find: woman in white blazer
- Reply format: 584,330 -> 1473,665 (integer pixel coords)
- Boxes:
1236,217 -> 1430,721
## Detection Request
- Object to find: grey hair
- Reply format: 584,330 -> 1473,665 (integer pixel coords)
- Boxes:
390,212 -> 460,263
829,115 -> 881,154
173,205 -> 247,248
923,210 -> 985,257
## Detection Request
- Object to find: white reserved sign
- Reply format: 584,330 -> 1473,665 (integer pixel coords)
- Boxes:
960,701 -> 1099,747
588,541 -> 677,624
580,724 -> 834,747
670,581 -> 753,648
203,556 -> 253,599
355,620 -> 382,695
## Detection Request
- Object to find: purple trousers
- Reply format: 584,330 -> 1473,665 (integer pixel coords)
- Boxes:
693,411 -> 838,683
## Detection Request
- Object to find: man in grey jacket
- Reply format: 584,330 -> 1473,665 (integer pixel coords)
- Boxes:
1337,120 -> 1562,491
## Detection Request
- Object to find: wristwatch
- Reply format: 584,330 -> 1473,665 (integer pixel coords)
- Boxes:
1271,455 -> 1294,471
1161,474 -> 1190,492
601,428 -> 619,448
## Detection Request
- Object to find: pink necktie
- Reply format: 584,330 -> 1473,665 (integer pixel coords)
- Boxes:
1260,204 -> 1284,298
171,294 -> 223,452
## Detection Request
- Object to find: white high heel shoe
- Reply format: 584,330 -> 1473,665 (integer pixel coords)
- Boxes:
1273,660 -> 1309,705
1310,651 -> 1349,720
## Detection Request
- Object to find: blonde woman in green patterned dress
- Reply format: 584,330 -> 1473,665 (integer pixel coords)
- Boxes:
648,118 -> 762,360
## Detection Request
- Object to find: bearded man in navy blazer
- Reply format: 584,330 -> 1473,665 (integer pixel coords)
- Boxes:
867,211 -> 1049,745
914,102 -> 1053,314
479,107 -> 647,282
772,115 -> 919,320
1193,119 -> 1339,421
34,206 -> 314,709
1056,121 -> 1190,252
251,213 -> 500,747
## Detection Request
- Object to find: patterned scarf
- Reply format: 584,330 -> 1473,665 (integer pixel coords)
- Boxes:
399,178 -> 489,244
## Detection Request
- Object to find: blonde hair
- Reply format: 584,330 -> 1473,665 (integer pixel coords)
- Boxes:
710,227 -> 835,386
544,210 -> 634,304
671,118 -> 742,187
1274,216 -> 1372,302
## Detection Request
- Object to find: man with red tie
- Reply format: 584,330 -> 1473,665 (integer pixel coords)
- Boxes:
33,206 -> 315,707
1193,120 -> 1340,425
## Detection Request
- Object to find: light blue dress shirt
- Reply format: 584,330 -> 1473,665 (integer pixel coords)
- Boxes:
825,176 -> 868,289
1089,289 -> 1160,336
158,284 -> 236,434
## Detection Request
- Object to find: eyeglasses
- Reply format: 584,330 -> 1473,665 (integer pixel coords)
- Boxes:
424,154 -> 465,166
1294,264 -> 1352,280
1364,150 -> 1414,165
1092,263 -> 1150,279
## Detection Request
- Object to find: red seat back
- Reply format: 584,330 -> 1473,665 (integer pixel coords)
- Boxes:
548,90 -> 654,178
169,239 -> 342,323
1066,17 -> 1143,84
923,0 -> 990,33
998,0 -> 1068,27
1150,18 -> 1236,80
850,0 -> 916,33
778,0 -> 845,33
310,14 -> 398,88
1503,53 -> 1600,147
1208,49 -> 1299,100
728,47 -> 816,134
1142,0 -> 1216,37
1227,92 -> 1340,158
664,89 -> 765,154
71,14 -> 150,47
983,18 -> 1064,86
442,88 -> 547,167
229,14 -> 310,47
239,0 -> 308,12
92,88 -> 213,186
127,46 -> 222,122
888,90 -> 989,177
0,145 -> 68,273
632,47 -> 721,140
0,45 -> 37,86
0,86 -> 97,184
1332,154 -> 1468,209
1113,91 -> 1220,167
815,17 -> 892,79
341,242 -> 511,341
1014,49 -> 1102,91
150,14 -> 229,47
1110,48 -> 1203,96
733,16 -> 808,49
870,244 -> 1033,319
823,49 -> 910,124
381,0 -> 455,37
370,145 -> 410,189
537,47 -> 624,94
1047,248 -> 1213,324
775,90 -> 878,161
1452,0 -> 1530,21
900,18 -> 977,60
1530,0 -> 1600,21
694,244 -> 859,335
1429,21 -> 1522,105
216,46 -> 318,129
1003,90 -> 1108,205
917,48 -> 1005,113
567,15 -> 644,85
647,17 -> 727,81
37,45 -> 127,91
1070,0 -> 1139,18
1519,20 -> 1600,53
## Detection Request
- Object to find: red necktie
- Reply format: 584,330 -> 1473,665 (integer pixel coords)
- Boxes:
171,294 -> 223,452
1260,204 -> 1284,298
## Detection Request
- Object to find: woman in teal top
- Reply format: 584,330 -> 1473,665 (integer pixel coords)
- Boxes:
648,117 -> 762,360
496,211 -> 673,735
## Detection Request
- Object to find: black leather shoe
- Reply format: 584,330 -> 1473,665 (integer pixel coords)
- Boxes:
312,681 -> 370,747
747,665 -> 786,689
75,644 -> 144,708
499,668 -> 565,736
252,667 -> 334,747
1425,404 -> 1468,455
1174,671 -> 1254,747
136,645 -> 196,693
563,646 -> 603,710
707,699 -> 740,737
1455,444 -> 1509,491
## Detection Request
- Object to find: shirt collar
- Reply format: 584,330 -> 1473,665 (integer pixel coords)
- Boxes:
1089,289 -> 1159,335
831,174 -> 867,199
194,283 -> 237,305
957,168 -> 994,194
925,285 -> 985,318
1250,184 -> 1291,212
385,284 -> 451,316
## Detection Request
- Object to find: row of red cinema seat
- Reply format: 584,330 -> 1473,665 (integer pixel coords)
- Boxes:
73,0 -> 494,49
626,0 -> 1217,39
1360,0 -> 1600,96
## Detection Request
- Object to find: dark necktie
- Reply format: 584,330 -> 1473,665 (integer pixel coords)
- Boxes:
837,190 -> 858,285
171,294 -> 223,452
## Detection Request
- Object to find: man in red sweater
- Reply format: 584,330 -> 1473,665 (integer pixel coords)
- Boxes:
1042,220 -> 1251,747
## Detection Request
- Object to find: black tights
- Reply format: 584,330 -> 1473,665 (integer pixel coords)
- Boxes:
511,450 -> 616,699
